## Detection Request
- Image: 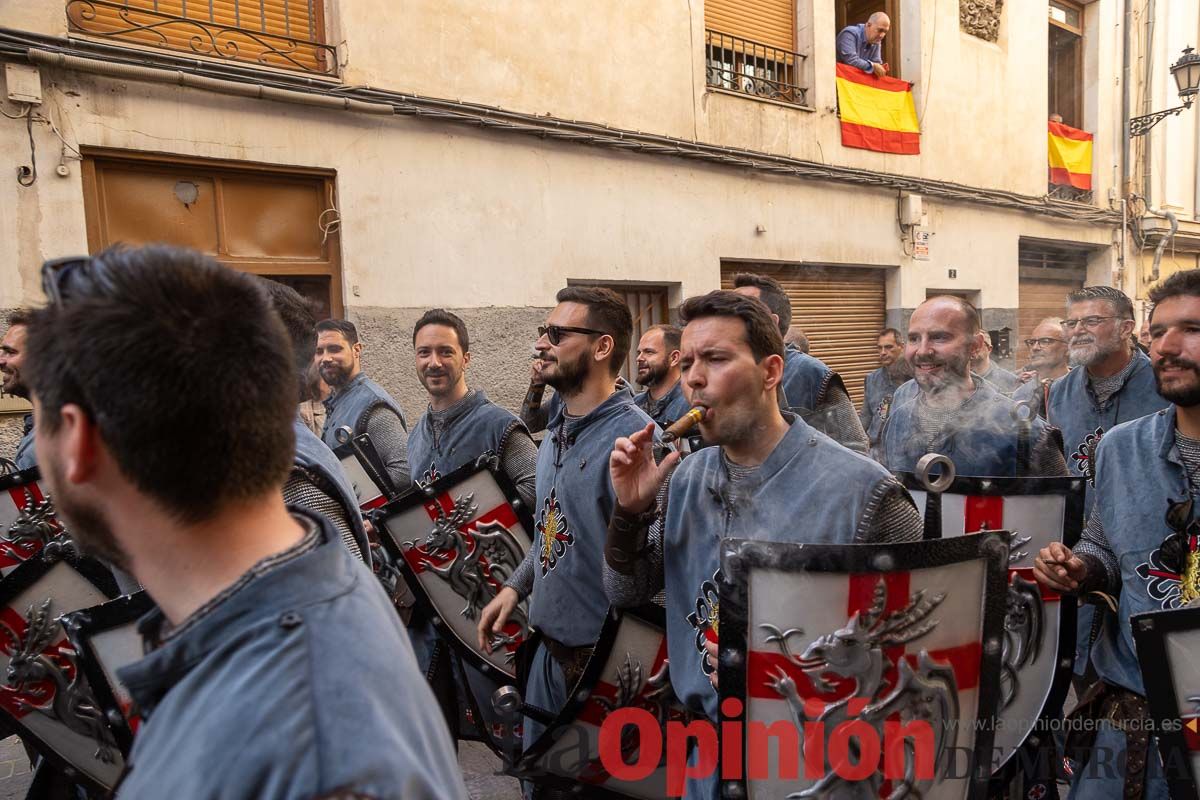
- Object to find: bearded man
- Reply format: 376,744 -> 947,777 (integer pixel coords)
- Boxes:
632,324 -> 691,428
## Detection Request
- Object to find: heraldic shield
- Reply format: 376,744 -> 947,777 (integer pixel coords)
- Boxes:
718,534 -> 1009,800
1133,606 -> 1200,800
512,605 -> 687,799
0,467 -> 69,576
0,548 -> 122,791
377,460 -> 534,681
899,471 -> 1085,772
61,591 -> 157,757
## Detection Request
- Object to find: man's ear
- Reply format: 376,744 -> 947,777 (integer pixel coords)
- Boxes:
969,332 -> 986,361
593,334 -> 615,363
668,349 -> 681,369
462,351 -> 472,371
762,353 -> 785,393
352,341 -> 363,359
57,404 -> 102,485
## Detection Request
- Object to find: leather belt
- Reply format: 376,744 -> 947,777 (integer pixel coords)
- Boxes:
542,636 -> 593,689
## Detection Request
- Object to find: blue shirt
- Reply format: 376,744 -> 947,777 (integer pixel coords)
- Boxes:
836,23 -> 881,73
117,510 -> 465,799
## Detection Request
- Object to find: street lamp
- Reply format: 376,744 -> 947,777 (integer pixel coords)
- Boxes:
1130,46 -> 1200,137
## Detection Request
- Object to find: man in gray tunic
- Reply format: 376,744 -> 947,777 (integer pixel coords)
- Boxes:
971,334 -> 1022,394
604,291 -> 923,799
0,310 -> 36,470
1013,317 -> 1070,414
316,318 -> 411,488
860,326 -> 911,458
730,272 -> 869,453
26,245 -> 464,800
632,323 -> 691,429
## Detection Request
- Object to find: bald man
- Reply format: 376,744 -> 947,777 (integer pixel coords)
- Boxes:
837,11 -> 891,78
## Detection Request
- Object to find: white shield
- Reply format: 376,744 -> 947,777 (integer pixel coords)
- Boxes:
1133,606 -> 1200,800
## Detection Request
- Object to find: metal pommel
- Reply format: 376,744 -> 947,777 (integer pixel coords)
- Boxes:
661,406 -> 707,444
915,453 -> 956,494
492,684 -> 522,716
1011,401 -> 1036,424
334,425 -> 354,446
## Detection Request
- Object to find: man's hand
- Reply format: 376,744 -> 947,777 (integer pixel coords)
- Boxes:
705,639 -> 719,689
1034,542 -> 1087,593
1018,370 -> 1037,384
478,586 -> 520,653
610,422 -> 679,515
871,62 -> 888,78
529,358 -> 546,387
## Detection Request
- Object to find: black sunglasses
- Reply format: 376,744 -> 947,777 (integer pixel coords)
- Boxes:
41,255 -> 113,307
538,324 -> 609,346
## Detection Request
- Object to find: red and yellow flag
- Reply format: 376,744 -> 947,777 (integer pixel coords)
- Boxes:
835,63 -> 920,155
1048,122 -> 1093,190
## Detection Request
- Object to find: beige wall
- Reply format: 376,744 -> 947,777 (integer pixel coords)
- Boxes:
0,68 -> 1115,316
5,0 -> 1127,201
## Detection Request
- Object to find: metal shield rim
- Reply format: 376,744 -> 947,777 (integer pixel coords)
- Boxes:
1133,606 -> 1200,800
717,534 -> 1010,800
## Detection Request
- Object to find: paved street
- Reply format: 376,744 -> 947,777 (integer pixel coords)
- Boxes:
0,737 -> 517,800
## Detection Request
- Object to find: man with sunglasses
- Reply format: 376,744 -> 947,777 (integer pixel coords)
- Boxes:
0,310 -> 36,470
477,286 -> 659,760
1013,318 -> 1071,413
1032,270 -> 1200,800
30,246 -> 464,799
1046,286 -> 1170,686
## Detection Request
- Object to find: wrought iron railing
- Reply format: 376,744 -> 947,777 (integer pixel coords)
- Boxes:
1047,183 -> 1094,204
705,29 -> 808,107
66,0 -> 337,76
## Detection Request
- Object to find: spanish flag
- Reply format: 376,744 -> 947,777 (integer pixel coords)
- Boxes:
835,63 -> 920,155
1047,122 -> 1093,191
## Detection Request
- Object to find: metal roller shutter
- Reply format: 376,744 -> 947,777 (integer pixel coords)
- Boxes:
704,0 -> 795,51
1016,242 -> 1088,369
721,265 -> 886,407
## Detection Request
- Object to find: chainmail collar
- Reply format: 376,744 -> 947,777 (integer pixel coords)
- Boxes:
1087,351 -> 1139,405
323,372 -> 369,413
426,389 -> 483,434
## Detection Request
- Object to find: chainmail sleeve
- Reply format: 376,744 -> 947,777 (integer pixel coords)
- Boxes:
499,424 -> 538,511
505,541 -> 536,599
364,405 -> 411,488
520,385 -> 551,434
809,382 -> 870,454
283,470 -> 365,563
1074,509 -> 1121,596
1027,426 -> 1069,477
602,476 -> 670,607
855,478 -> 924,544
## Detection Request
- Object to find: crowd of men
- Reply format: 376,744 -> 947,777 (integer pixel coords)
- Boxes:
1,244 -> 1196,800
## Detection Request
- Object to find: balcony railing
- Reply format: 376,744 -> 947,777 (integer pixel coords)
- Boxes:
705,29 -> 808,107
1047,183 -> 1094,204
66,0 -> 337,76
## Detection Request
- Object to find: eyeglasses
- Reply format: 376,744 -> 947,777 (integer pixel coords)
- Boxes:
538,325 -> 609,345
41,255 -> 112,307
1023,337 -> 1067,348
1062,316 -> 1120,331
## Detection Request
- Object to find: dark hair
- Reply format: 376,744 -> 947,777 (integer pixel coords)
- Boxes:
924,295 -> 981,336
26,245 -> 296,523
679,290 -> 784,362
879,327 -> 902,343
555,286 -> 633,375
1067,286 -> 1135,320
732,272 -> 792,336
413,309 -> 470,353
258,279 -> 319,384
1148,270 -> 1200,313
6,309 -> 33,328
644,323 -> 682,353
315,318 -> 360,346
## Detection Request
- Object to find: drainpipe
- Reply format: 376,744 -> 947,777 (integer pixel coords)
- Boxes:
1146,205 -> 1178,282
1143,0 -> 1156,202
1122,0 -> 1133,197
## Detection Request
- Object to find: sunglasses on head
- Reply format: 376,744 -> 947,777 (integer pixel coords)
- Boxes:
538,324 -> 609,346
41,255 -> 113,307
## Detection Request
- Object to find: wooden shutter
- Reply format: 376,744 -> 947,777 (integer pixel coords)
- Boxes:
1017,242 -> 1087,368
705,0 -> 795,51
722,265 -> 886,407
70,0 -> 328,73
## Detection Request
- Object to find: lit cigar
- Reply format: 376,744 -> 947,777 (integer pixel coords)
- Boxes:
661,406 -> 706,444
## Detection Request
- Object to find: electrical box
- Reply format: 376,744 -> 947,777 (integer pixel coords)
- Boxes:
899,193 -> 924,226
5,64 -> 42,106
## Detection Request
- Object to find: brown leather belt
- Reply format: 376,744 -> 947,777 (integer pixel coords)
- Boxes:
1067,682 -> 1152,800
542,636 -> 594,689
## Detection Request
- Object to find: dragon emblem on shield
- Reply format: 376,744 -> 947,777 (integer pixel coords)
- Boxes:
0,598 -> 118,764
1070,427 -> 1104,486
575,653 -> 675,784
536,488 -> 574,576
686,570 -> 721,675
1,487 -> 66,565
760,578 -> 959,800
410,491 -> 529,642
